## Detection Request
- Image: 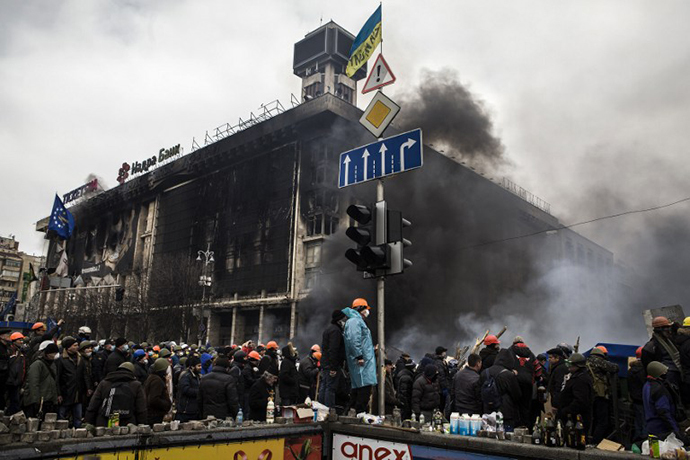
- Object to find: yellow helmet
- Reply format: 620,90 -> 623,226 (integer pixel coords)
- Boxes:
683,317 -> 690,327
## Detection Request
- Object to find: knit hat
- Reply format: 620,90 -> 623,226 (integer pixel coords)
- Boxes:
332,309 -> 346,322
119,362 -> 135,372
566,353 -> 586,367
215,357 -> 230,368
79,341 -> 93,351
423,364 -> 438,378
61,336 -> 77,349
647,361 -> 668,379
513,336 -> 524,344
115,337 -> 127,348
233,351 -> 246,363
435,346 -> 447,355
44,343 -> 59,355
151,358 -> 169,373
187,356 -> 200,368
546,347 -> 565,358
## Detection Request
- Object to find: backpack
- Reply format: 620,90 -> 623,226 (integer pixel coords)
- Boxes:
100,381 -> 135,417
481,369 -> 505,412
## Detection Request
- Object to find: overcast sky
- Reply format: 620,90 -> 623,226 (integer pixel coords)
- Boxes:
2,0 -> 690,263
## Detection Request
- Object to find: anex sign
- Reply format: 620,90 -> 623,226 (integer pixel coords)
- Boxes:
333,434 -> 411,460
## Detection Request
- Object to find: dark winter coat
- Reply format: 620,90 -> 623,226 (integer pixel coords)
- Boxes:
258,350 -> 279,376
298,355 -> 319,401
23,356 -> 59,406
27,326 -> 59,362
91,349 -> 110,383
433,354 -> 450,392
557,367 -> 593,432
0,341 -> 9,385
482,351 -> 522,426
642,334 -> 680,374
279,347 -> 299,405
134,361 -> 148,384
451,366 -> 482,415
7,350 -> 27,388
586,354 -> 619,399
143,372 -> 171,424
84,368 -> 147,426
199,367 -> 239,419
411,374 -> 441,416
547,359 -> 568,409
80,354 -> 95,399
56,350 -> 89,405
627,360 -> 646,404
480,346 -> 499,370
643,377 -> 680,437
396,367 -> 415,418
104,349 -> 128,377
675,328 -> 690,382
321,321 -> 345,372
229,362 -> 245,414
176,369 -> 201,417
248,378 -> 274,421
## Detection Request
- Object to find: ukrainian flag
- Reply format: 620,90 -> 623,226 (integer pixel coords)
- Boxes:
346,5 -> 382,78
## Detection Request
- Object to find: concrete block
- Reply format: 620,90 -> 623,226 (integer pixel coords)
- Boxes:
95,427 -> 106,437
0,417 -> 9,427
55,420 -> 69,430
127,424 -> 137,434
163,422 -> 171,431
0,433 -> 12,445
208,421 -> 218,429
119,426 -> 129,435
180,422 -> 194,431
60,429 -> 73,439
73,428 -> 87,439
49,430 -> 60,440
241,421 -> 251,427
20,432 -> 37,443
26,418 -> 39,432
43,413 -> 58,423
10,423 -> 26,434
137,425 -> 151,435
0,423 -> 8,433
36,431 -> 51,443
339,416 -> 359,424
169,420 -> 180,431
192,421 -> 205,430
40,422 -> 55,431
10,410 -> 26,425
153,424 -> 165,433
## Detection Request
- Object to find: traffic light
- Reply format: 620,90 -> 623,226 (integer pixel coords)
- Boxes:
384,211 -> 412,276
345,201 -> 390,274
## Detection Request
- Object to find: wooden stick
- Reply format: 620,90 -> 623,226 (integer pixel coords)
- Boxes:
495,326 -> 507,339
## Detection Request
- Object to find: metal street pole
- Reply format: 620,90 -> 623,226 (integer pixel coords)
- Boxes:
377,179 -> 385,417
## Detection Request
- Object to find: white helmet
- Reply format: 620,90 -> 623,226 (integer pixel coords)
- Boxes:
38,340 -> 53,351
78,326 -> 91,335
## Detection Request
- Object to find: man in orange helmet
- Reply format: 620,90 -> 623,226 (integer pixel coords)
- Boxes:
6,332 -> 27,414
298,345 -> 321,401
642,316 -> 682,389
480,335 -> 501,369
258,341 -> 280,376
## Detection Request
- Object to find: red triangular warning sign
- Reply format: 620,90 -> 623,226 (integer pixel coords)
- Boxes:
362,54 -> 396,94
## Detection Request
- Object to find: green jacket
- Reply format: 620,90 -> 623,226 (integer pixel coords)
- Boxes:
23,357 -> 59,406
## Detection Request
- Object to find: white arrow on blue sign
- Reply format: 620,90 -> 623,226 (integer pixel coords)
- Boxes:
338,128 -> 423,188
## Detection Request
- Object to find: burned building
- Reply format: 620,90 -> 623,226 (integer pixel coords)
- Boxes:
36,21 -> 619,347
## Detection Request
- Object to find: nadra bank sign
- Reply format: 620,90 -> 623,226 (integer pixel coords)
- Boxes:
332,434 -> 411,460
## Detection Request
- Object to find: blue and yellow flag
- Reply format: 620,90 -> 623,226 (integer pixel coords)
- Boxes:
346,5 -> 382,78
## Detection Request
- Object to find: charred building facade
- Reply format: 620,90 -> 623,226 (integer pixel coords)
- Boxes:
36,22 -> 618,347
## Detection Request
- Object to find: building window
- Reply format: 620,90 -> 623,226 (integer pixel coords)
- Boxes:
305,242 -> 322,268
304,268 -> 320,290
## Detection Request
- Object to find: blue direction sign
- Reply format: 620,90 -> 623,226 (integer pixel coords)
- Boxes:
338,128 -> 423,188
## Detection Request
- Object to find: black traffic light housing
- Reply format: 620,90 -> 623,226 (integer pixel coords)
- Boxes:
345,201 -> 412,276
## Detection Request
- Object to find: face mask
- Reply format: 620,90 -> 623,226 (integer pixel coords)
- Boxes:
123,345 -> 129,352
361,309 -> 370,318
142,359 -> 148,365
94,346 -> 100,352
49,354 -> 58,360
84,352 -> 92,357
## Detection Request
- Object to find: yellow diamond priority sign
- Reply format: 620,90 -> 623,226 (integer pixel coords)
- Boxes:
359,91 -> 400,138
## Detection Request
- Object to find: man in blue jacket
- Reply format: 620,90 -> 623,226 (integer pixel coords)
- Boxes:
343,298 -> 377,414
643,361 -> 686,442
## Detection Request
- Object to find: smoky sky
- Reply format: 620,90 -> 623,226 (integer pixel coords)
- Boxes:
395,68 -> 506,170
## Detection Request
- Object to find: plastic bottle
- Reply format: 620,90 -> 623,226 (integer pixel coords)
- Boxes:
419,413 -> 425,426
470,414 -> 481,436
393,408 -> 402,427
459,414 -> 470,436
411,413 -> 416,423
450,412 -> 460,434
266,397 -> 275,424
236,408 -> 243,425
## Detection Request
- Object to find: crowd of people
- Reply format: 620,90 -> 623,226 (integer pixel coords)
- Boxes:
0,300 -> 687,448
